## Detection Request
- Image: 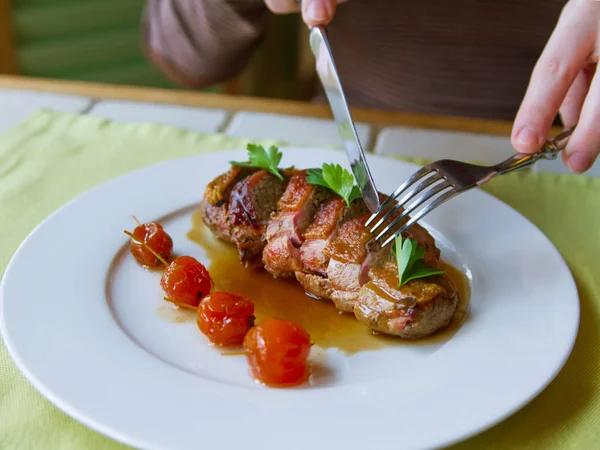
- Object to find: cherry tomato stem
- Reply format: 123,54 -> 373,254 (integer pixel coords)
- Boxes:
128,222 -> 173,268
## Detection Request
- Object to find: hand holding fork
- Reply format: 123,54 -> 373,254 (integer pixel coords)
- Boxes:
367,127 -> 574,247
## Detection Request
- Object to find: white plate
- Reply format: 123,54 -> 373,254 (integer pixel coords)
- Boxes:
0,148 -> 579,450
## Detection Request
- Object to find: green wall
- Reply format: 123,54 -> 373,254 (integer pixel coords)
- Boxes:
11,0 -> 183,89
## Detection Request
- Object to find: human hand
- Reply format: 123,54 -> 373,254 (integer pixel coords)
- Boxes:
264,0 -> 346,26
511,0 -> 600,173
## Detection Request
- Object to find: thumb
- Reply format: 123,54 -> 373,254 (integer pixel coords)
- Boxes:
302,0 -> 337,26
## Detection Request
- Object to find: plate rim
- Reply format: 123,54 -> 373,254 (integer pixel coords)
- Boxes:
0,148 -> 580,450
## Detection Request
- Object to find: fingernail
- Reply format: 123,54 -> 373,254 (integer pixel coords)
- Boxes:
516,126 -> 541,147
567,152 -> 590,173
306,0 -> 328,22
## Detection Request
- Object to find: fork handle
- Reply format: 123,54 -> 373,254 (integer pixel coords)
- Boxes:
492,126 -> 574,176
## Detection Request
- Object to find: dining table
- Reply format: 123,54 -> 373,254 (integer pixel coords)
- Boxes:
0,74 -> 598,450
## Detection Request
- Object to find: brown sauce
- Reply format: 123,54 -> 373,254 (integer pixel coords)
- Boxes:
185,209 -> 470,354
156,305 -> 191,323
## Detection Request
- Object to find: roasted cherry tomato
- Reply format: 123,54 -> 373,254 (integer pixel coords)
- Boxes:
243,318 -> 311,387
130,222 -> 173,268
197,292 -> 255,346
160,256 -> 213,307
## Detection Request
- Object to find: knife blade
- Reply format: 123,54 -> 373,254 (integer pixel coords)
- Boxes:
308,26 -> 381,213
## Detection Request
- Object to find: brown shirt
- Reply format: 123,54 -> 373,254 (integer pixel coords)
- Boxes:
143,0 -> 567,121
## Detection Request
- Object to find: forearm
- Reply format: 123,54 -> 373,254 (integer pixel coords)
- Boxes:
142,0 -> 268,89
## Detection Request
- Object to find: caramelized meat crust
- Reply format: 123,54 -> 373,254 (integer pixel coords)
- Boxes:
201,169 -> 287,267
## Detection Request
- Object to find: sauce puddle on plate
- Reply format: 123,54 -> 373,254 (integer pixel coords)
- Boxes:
184,209 -> 470,354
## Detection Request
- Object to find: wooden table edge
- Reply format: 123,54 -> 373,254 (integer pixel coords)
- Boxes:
0,75 -> 558,137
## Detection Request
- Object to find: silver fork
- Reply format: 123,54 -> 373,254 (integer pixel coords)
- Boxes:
366,127 -> 574,247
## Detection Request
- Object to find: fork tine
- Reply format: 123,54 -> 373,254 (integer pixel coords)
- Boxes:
374,181 -> 452,242
365,166 -> 434,227
380,189 -> 459,247
369,173 -> 443,235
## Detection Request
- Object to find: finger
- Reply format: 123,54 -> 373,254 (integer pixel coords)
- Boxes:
562,66 -> 600,173
511,5 -> 595,153
264,0 -> 300,14
559,64 -> 594,127
302,0 -> 337,26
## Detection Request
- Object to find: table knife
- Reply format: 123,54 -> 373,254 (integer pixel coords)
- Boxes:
307,25 -> 381,213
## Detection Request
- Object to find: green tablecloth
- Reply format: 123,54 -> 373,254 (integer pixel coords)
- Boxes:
0,111 -> 598,449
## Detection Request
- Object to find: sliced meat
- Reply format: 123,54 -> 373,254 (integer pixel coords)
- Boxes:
296,198 -> 368,301
200,200 -> 233,243
354,258 -> 458,338
325,213 -> 373,312
277,170 -> 318,212
263,171 -> 324,277
201,165 -> 459,339
326,213 -> 371,267
303,196 -> 347,240
299,239 -> 329,275
203,165 -> 254,206
228,170 -> 287,266
200,166 -> 254,243
300,196 -> 347,276
265,170 -> 316,245
262,236 -> 305,275
295,272 -> 333,300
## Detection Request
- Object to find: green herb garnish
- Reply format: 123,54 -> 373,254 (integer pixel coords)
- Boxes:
306,163 -> 362,207
230,144 -> 284,180
393,236 -> 444,287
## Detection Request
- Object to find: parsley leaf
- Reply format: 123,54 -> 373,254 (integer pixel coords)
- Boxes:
306,167 -> 328,188
393,236 -> 444,287
306,163 -> 362,207
230,144 -> 284,180
348,185 -> 362,204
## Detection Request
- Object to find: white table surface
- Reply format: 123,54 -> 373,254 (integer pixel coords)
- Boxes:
1,88 -> 597,177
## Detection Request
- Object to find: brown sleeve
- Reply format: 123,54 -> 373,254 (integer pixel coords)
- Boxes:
142,0 -> 268,89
